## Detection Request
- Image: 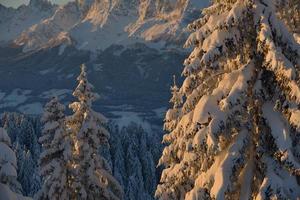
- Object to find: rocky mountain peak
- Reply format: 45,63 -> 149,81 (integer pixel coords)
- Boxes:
1,0 -> 209,52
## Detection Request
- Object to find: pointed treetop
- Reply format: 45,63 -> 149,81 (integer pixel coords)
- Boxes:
78,63 -> 87,81
170,75 -> 182,108
171,75 -> 179,91
73,64 -> 100,107
48,96 -> 64,108
173,75 -> 176,86
41,96 -> 65,123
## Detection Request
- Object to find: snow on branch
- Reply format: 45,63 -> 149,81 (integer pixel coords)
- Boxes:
262,102 -> 300,175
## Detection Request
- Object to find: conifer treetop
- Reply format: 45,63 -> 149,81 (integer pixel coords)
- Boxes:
41,96 -> 65,123
170,75 -> 182,109
72,64 -> 100,107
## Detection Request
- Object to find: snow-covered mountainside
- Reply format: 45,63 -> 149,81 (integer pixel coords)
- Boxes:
14,2 -> 79,52
126,0 -> 209,45
0,0 -> 211,118
1,0 -> 210,52
0,0 -> 56,44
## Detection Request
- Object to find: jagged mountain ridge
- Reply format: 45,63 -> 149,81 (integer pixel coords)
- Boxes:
1,0 -> 210,52
0,0 -> 57,44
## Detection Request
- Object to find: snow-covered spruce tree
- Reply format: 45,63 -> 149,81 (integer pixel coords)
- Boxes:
0,128 -> 29,200
67,64 -> 123,200
156,0 -> 300,199
35,97 -> 73,200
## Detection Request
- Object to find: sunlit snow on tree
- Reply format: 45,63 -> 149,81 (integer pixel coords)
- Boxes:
35,97 -> 73,200
67,64 -> 123,200
156,0 -> 300,199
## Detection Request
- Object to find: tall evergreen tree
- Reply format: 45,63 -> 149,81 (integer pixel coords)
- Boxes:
156,0 -> 300,199
67,64 -> 123,200
35,97 -> 73,200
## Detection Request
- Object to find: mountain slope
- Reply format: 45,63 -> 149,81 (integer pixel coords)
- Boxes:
126,0 -> 210,45
0,0 -> 208,116
9,0 -> 210,52
0,0 -> 56,43
15,2 -> 80,52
